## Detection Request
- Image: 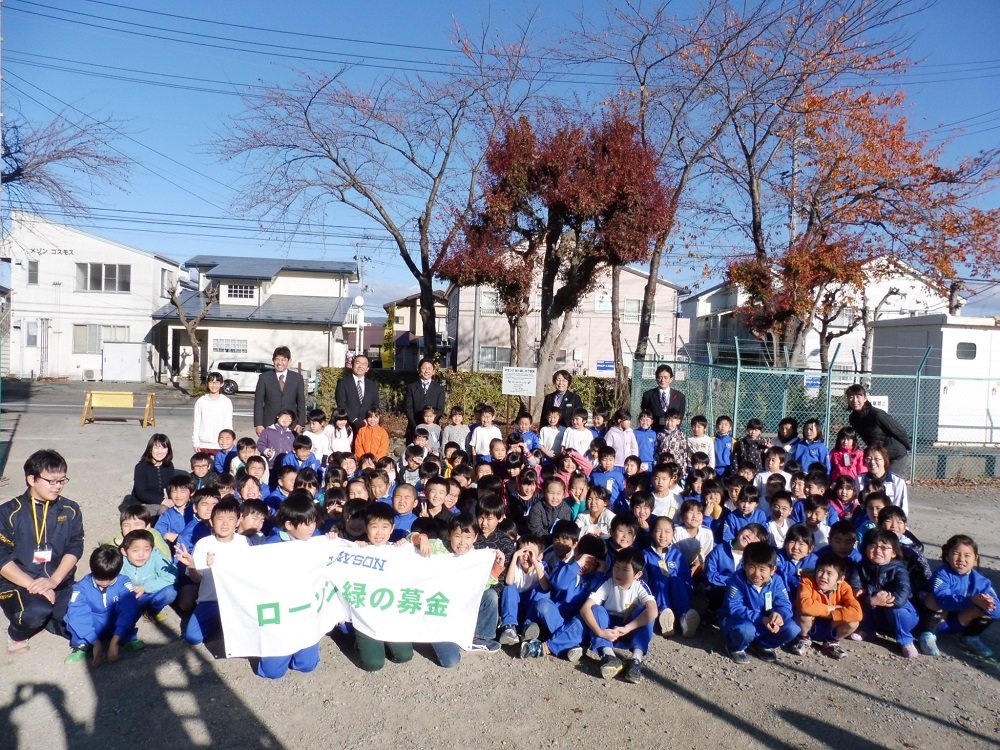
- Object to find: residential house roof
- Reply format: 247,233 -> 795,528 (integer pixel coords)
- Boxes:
153,290 -> 353,326
185,255 -> 358,281
383,289 -> 448,312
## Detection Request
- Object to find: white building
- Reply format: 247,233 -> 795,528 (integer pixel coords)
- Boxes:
445,267 -> 689,375
681,260 -> 953,371
152,255 -> 359,378
0,212 -> 182,380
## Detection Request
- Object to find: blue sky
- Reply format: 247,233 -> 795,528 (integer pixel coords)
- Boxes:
5,0 -> 1000,315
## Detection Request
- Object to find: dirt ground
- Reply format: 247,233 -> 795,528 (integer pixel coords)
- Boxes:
1,382 -> 998,750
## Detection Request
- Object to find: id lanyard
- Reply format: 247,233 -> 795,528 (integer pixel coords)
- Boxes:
32,499 -> 51,549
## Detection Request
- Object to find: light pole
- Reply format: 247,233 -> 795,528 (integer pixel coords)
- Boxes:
353,295 -> 365,357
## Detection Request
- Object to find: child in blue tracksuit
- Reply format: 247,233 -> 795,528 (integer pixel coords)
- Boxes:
857,529 -> 920,658
520,535 -> 607,658
64,545 -> 144,664
590,447 -> 627,513
256,491 -> 324,679
633,411 -> 658,471
214,430 -> 237,474
793,419 -> 831,474
720,541 -> 800,663
705,523 -> 769,619
776,524 -> 818,599
714,416 -> 734,477
498,535 -> 550,645
722,485 -> 770,542
281,435 -> 325,482
929,534 -> 997,658
120,529 -> 177,620
643,516 -> 698,637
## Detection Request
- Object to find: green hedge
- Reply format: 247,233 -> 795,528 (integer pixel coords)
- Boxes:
315,368 -> 619,423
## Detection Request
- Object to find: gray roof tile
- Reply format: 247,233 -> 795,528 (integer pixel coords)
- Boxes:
185,255 -> 357,280
153,291 -> 353,326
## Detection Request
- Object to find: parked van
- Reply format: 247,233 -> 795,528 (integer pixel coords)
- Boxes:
209,360 -> 314,395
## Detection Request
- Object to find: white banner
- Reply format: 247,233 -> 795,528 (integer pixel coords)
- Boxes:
213,537 -> 494,658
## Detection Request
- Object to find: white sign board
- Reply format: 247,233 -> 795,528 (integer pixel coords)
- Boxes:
868,395 -> 889,412
502,367 -> 538,396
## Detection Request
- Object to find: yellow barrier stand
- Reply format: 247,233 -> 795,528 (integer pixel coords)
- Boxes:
80,392 -> 157,427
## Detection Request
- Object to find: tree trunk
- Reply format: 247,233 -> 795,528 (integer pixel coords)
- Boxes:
186,328 -> 203,388
610,265 -> 628,410
417,276 -> 438,362
634,235 -> 666,362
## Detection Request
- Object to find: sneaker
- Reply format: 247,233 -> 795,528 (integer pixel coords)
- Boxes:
566,646 -> 583,664
64,648 -> 88,664
727,646 -> 750,664
754,645 -> 778,663
522,622 -> 540,642
847,632 -> 863,641
901,643 -> 920,659
122,639 -> 145,652
498,626 -> 519,646
680,609 -> 700,637
519,639 -> 545,659
600,655 -> 623,680
960,635 -> 994,659
470,638 -> 500,653
624,658 -> 643,683
918,631 -> 940,657
658,608 -> 676,636
7,635 -> 30,655
788,636 -> 812,656
820,640 -> 848,660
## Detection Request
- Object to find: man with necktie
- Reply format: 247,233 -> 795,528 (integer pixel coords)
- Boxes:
254,346 -> 307,436
335,354 -> 380,432
640,364 -> 687,432
403,358 -> 446,442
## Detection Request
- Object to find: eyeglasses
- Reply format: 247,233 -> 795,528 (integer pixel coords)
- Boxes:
37,475 -> 69,486
872,544 -> 895,553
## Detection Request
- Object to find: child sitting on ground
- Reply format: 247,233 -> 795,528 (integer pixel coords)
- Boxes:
705,523 -> 769,621
120,529 -> 177,623
64,545 -> 144,664
237,499 -> 269,545
857,529 -> 920,659
720,541 -> 800,664
928,534 -> 997,659
776,524 -> 818,600
789,552 -> 862,660
498,535 -> 550,646
673,499 -> 714,575
767,491 -> 794,549
177,497 -> 249,646
643,516 -> 698,638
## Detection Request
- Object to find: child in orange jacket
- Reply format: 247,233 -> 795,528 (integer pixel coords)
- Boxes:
789,552 -> 863,660
354,408 -> 389,460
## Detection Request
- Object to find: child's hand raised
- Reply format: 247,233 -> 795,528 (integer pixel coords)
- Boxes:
325,529 -> 340,540
174,543 -> 194,568
494,550 -> 506,567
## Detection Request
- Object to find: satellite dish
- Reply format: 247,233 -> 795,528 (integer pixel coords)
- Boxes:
354,295 -> 365,307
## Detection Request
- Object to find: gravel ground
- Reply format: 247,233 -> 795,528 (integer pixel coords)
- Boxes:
1,383 -> 998,750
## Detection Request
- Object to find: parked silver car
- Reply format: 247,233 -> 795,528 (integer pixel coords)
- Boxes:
209,360 -> 314,395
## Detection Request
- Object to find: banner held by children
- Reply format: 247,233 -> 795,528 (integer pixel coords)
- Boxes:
213,537 -> 494,657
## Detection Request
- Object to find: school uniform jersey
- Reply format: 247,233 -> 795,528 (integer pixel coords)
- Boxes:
721,568 -> 794,624
66,574 -> 141,645
932,566 -> 999,613
192,534 -> 249,602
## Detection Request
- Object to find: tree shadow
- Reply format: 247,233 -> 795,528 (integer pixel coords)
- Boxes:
0,621 -> 285,750
774,710 -> 897,749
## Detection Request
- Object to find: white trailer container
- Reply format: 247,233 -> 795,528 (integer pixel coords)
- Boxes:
871,314 -> 1000,445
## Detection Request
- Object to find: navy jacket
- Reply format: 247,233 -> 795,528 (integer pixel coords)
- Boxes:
0,491 -> 84,587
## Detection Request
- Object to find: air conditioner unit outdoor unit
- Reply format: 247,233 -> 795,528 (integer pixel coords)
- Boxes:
83,369 -> 96,381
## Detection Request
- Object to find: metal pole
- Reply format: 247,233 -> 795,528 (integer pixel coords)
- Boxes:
823,344 -> 841,440
733,337 -> 742,430
910,345 -> 932,484
471,285 -> 482,372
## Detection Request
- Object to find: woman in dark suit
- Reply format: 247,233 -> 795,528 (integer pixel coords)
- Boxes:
541,370 -> 584,427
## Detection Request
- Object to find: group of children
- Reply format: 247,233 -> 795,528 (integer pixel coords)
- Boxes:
66,401 -> 995,683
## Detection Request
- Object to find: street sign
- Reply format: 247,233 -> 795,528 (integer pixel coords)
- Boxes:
869,395 -> 889,411
803,374 -> 822,389
596,360 -> 615,372
501,367 -> 538,396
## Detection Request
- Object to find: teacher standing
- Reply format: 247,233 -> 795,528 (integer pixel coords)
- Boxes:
541,370 -> 584,428
335,354 -> 380,432
254,346 -> 306,436
403,358 -> 446,442
846,383 -> 911,475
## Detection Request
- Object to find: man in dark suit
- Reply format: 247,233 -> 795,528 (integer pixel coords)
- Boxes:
335,354 -> 380,432
403,358 -> 446,441
254,346 -> 307,435
540,370 -> 585,428
640,364 -> 687,432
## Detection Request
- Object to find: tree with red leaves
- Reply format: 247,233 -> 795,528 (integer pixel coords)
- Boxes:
442,110 -> 675,411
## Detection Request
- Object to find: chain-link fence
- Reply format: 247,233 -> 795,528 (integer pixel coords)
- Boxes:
631,356 -> 1000,483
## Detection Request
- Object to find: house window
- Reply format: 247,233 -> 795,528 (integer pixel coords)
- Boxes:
395,315 -> 405,325
480,289 -> 503,317
556,348 -> 567,363
25,321 -> 38,347
72,324 -> 129,354
75,263 -> 131,293
624,299 -> 656,324
161,269 -> 174,297
479,345 -> 511,371
227,284 -> 254,299
212,338 -> 248,354
27,261 -> 38,285
956,342 -> 977,360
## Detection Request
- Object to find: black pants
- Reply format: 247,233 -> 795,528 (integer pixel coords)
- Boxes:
0,581 -> 72,641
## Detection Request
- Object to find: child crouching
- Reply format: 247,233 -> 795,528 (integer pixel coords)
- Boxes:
789,552 -> 862,660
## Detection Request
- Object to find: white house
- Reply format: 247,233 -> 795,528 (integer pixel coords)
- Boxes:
680,260 -> 953,371
383,290 -> 450,370
0,211 -> 182,380
445,267 -> 689,375
152,255 -> 359,378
